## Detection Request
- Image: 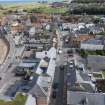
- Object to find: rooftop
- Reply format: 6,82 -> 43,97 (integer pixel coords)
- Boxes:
87,55 -> 105,72
67,91 -> 105,105
82,38 -> 103,45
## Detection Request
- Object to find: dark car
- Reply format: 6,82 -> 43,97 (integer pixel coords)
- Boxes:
67,50 -> 72,54
20,86 -> 31,93
67,50 -> 73,57
0,77 -> 2,80
52,91 -> 57,99
15,69 -> 26,76
53,83 -> 59,90
8,63 -> 12,68
60,65 -> 65,70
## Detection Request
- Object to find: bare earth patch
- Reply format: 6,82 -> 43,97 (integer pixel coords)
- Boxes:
0,39 -> 9,64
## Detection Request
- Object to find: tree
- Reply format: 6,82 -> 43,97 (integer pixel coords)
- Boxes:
30,15 -> 37,23
80,49 -> 87,58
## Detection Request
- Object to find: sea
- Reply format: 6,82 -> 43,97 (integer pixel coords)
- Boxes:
0,0 -> 64,4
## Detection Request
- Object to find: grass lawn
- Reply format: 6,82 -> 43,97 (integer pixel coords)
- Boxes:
0,93 -> 27,105
79,49 -> 105,57
93,73 -> 102,78
102,71 -> 105,78
41,7 -> 67,14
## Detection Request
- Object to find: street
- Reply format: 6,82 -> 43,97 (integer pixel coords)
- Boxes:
49,16 -> 67,105
0,34 -> 24,95
55,66 -> 65,105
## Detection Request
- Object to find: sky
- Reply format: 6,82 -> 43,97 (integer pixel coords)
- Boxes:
0,0 -> 34,1
0,0 -> 62,2
0,0 -> 61,1
0,0 -> 63,3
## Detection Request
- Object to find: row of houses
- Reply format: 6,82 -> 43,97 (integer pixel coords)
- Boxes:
61,22 -> 104,34
80,35 -> 105,50
62,16 -> 105,105
0,13 -> 53,36
67,57 -> 105,105
65,34 -> 105,50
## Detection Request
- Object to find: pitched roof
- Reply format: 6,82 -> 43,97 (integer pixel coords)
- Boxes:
82,38 -> 103,45
87,55 -> 105,72
72,35 -> 95,42
67,91 -> 105,105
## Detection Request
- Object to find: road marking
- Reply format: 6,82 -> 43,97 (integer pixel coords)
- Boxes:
0,84 -> 7,94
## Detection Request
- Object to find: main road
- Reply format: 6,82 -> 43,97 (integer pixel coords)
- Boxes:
0,35 -> 16,72
50,15 -> 67,105
0,34 -> 24,95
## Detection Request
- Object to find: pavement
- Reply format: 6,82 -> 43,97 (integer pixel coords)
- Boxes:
0,35 -> 16,73
0,39 -> 8,64
0,34 -> 24,95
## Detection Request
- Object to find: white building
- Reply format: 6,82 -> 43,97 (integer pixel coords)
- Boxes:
14,35 -> 22,46
29,27 -> 36,36
25,94 -> 36,105
30,47 -> 57,105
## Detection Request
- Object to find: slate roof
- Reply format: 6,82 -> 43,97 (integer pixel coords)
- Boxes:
82,38 -> 103,45
87,55 -> 105,72
67,91 -> 105,105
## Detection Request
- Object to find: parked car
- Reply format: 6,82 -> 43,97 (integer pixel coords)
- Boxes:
52,91 -> 57,99
15,69 -> 26,76
60,65 -> 65,70
0,77 -> 2,80
8,63 -> 12,68
53,83 -> 59,90
67,50 -> 73,57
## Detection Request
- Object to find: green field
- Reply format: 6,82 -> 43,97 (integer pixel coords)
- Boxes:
0,93 -> 27,105
0,3 -> 67,16
31,7 -> 67,14
93,73 -> 102,78
102,71 -> 105,78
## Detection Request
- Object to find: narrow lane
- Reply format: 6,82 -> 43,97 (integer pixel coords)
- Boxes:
55,67 -> 64,105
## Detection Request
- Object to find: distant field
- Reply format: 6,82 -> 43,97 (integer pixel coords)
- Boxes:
3,3 -> 48,9
0,3 -> 67,15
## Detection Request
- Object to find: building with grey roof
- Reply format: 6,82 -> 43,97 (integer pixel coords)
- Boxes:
29,47 -> 56,105
87,55 -> 105,72
80,38 -> 104,50
29,75 -> 52,105
67,91 -> 105,105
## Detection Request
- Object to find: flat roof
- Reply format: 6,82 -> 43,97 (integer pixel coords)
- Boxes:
18,62 -> 37,68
